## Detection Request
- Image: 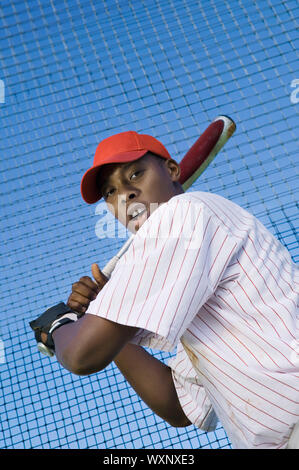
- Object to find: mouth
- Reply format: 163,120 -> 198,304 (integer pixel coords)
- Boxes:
130,207 -> 147,221
127,202 -> 148,232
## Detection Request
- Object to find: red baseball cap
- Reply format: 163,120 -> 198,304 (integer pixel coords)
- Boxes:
81,131 -> 171,203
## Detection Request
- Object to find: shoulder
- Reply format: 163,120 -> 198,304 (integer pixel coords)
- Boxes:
135,192 -> 205,241
178,191 -> 247,216
160,191 -> 247,217
181,191 -> 259,236
133,191 -> 245,249
144,191 -> 251,234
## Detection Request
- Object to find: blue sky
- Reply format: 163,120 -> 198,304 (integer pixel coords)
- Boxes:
0,0 -> 298,449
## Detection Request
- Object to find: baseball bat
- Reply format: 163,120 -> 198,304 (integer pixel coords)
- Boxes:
101,115 -> 236,278
36,116 -> 236,358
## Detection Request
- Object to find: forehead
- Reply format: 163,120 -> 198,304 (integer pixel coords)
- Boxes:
97,153 -> 161,188
97,160 -> 138,189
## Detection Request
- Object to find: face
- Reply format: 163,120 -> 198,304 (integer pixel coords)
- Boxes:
97,153 -> 183,233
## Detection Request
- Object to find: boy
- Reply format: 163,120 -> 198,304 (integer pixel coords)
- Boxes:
33,130 -> 298,449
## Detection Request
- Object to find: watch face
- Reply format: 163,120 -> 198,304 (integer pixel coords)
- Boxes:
37,342 -> 54,357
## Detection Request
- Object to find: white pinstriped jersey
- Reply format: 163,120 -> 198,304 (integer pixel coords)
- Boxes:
87,191 -> 299,449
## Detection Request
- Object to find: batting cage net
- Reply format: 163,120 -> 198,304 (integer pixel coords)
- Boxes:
0,0 -> 298,450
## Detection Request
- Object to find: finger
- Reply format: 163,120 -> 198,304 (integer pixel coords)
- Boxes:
79,276 -> 98,290
72,280 -> 99,297
67,294 -> 90,314
91,263 -> 108,286
70,290 -> 96,305
68,301 -> 87,315
41,332 -> 48,344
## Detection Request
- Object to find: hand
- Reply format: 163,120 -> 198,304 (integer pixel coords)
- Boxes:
67,264 -> 108,315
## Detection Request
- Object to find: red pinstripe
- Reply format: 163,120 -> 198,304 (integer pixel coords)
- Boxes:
134,200 -> 181,326
217,285 -> 263,331
215,288 -> 296,368
242,246 -> 293,315
154,202 -> 199,333
212,295 -> 284,368
198,309 -> 249,366
195,364 -> 285,434
235,277 -> 282,338
87,192 -> 298,448
200,192 -> 296,287
186,325 -> 299,403
125,258 -> 150,324
202,303 -> 264,366
247,234 -> 297,305
237,259 -> 296,339
185,329 -> 297,425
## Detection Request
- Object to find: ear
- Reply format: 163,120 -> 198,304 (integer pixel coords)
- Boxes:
164,159 -> 181,182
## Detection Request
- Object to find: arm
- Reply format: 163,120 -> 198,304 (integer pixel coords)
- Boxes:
41,272 -> 138,375
47,265 -> 190,427
52,314 -> 138,375
52,316 -> 190,427
52,318 -> 190,427
114,343 -> 191,428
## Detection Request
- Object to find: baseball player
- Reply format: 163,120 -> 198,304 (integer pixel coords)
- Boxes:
31,131 -> 299,449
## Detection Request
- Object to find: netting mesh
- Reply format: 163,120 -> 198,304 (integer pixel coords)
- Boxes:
0,0 -> 298,449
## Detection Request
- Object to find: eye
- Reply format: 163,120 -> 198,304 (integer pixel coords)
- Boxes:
130,169 -> 144,180
104,188 -> 115,199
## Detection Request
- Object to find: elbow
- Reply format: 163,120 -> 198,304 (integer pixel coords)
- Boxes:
162,405 -> 192,428
67,361 -> 93,377
60,345 -> 108,376
62,359 -> 99,377
166,416 -> 192,428
65,353 -> 105,376
56,347 -> 86,376
163,398 -> 192,428
53,329 -> 109,375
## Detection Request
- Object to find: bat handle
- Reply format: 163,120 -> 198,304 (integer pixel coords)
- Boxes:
102,255 -> 121,278
102,234 -> 135,278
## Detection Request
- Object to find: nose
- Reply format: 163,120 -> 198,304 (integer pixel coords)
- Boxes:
119,187 -> 138,205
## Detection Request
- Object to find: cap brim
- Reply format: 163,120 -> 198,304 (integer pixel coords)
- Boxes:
80,150 -> 148,204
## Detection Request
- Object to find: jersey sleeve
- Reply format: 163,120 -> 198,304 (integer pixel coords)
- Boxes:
86,194 -> 239,351
168,342 -> 218,431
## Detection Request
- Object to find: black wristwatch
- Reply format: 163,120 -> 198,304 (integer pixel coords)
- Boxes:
29,302 -> 78,357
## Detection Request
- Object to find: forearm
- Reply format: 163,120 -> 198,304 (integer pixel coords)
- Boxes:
114,343 -> 191,427
52,321 -> 82,373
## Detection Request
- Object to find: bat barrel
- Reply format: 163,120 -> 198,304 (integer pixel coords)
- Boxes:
179,116 -> 236,190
